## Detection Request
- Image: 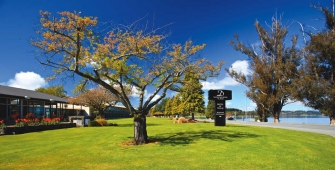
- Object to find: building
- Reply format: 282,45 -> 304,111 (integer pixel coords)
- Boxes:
105,105 -> 131,118
0,85 -> 88,124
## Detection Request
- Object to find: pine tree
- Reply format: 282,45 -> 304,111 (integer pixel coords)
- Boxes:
171,94 -> 182,116
294,3 -> 335,125
155,98 -> 169,113
205,100 -> 215,119
227,16 -> 301,123
164,98 -> 172,116
179,73 -> 205,119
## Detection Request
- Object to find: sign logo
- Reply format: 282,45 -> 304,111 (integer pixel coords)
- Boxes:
218,90 -> 224,96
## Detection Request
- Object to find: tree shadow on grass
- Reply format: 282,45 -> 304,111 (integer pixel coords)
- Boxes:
149,130 -> 259,146
226,125 -> 250,128
117,123 -> 160,127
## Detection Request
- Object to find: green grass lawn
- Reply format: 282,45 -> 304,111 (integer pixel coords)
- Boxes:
1,118 -> 334,170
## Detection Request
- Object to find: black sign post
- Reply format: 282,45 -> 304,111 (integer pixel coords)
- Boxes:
208,90 -> 232,126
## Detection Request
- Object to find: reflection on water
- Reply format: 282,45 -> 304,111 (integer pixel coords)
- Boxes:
236,115 -> 330,125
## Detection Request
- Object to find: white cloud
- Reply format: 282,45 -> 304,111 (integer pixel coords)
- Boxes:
229,60 -> 251,75
2,72 -> 47,90
145,92 -> 161,102
131,87 -> 161,103
202,60 -> 251,90
202,77 -> 239,90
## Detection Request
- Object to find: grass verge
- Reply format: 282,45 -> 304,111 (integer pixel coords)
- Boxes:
0,118 -> 334,169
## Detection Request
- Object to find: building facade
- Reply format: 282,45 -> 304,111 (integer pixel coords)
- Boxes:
0,85 -> 86,124
105,105 -> 131,118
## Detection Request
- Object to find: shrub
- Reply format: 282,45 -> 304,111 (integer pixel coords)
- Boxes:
187,119 -> 195,123
178,117 -> 187,123
107,122 -> 118,126
254,116 -> 259,122
88,120 -> 100,127
95,118 -> 108,126
172,117 -> 196,123
95,115 -> 103,119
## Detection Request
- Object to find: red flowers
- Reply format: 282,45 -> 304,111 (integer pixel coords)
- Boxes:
41,117 -> 60,125
14,113 -> 61,127
11,113 -> 20,119
0,119 -> 5,128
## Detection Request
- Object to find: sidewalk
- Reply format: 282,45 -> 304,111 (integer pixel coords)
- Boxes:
226,120 -> 335,137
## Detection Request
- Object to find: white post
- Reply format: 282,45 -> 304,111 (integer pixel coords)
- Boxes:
245,90 -> 247,124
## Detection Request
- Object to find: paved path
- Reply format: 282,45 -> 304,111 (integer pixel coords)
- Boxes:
226,120 -> 335,137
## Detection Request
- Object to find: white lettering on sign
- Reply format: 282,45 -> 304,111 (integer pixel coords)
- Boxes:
216,111 -> 225,115
213,96 -> 228,100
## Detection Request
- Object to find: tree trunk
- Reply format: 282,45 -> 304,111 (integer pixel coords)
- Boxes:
330,115 -> 335,125
272,103 -> 283,123
134,113 -> 148,145
191,112 -> 194,120
260,113 -> 268,122
273,110 -> 280,123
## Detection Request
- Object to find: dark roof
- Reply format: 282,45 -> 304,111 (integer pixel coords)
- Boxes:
0,85 -> 67,103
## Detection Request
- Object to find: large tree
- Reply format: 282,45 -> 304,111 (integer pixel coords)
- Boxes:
31,11 -> 223,144
294,3 -> 335,125
35,85 -> 67,97
227,17 -> 301,123
68,85 -> 123,117
179,73 -> 205,119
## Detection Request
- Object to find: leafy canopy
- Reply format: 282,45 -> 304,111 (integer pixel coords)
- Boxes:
31,11 -> 223,115
227,17 -> 301,122
35,85 -> 67,97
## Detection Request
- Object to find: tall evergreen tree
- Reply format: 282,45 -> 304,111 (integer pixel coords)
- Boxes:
227,16 -> 301,123
294,3 -> 335,125
164,97 -> 172,116
205,100 -> 215,119
155,98 -> 169,113
171,94 -> 182,116
179,73 -> 205,119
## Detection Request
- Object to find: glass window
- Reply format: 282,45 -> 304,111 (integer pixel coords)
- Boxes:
34,101 -> 44,106
10,99 -> 19,105
22,99 -> 28,105
0,98 -> 7,104
9,105 -> 21,122
0,105 -> 6,120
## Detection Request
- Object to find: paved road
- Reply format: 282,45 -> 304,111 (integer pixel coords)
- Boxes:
226,120 -> 335,137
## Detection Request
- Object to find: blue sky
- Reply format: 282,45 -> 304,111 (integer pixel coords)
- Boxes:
0,0 -> 329,111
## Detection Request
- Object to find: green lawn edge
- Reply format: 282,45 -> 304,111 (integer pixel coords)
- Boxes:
0,117 -> 334,170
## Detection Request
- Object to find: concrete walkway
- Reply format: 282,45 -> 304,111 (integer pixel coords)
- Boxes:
226,120 -> 335,138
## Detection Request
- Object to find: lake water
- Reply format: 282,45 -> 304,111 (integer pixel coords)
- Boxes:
235,116 -> 330,125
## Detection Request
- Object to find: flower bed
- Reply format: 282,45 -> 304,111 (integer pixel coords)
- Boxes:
0,113 -> 76,135
3,123 -> 76,135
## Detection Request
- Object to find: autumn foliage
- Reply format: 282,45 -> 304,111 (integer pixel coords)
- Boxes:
31,11 -> 223,144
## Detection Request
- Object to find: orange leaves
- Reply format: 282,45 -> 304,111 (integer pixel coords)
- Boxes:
43,32 -> 53,38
